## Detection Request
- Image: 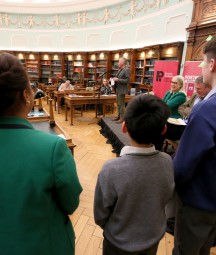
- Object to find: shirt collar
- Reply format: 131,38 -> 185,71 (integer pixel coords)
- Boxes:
120,145 -> 156,156
204,87 -> 216,100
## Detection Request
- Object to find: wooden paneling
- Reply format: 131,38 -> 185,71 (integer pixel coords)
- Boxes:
185,0 -> 216,61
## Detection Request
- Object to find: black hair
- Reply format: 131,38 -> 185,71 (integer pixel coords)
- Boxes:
0,52 -> 29,114
203,37 -> 216,61
124,94 -> 170,144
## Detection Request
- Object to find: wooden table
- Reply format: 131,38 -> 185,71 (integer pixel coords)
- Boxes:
54,90 -> 99,114
41,85 -> 58,104
28,100 -> 76,155
64,95 -> 134,125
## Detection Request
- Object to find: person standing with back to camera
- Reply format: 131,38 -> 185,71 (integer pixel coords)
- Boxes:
0,52 -> 82,255
173,37 -> 216,255
111,57 -> 130,124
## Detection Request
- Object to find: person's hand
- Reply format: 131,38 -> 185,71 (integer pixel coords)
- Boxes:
113,77 -> 118,82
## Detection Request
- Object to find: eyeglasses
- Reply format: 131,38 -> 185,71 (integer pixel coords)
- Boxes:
171,81 -> 178,85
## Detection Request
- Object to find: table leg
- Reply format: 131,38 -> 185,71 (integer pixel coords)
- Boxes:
103,104 -> 106,117
54,96 -> 57,111
57,96 -> 60,114
95,105 -> 97,118
70,105 -> 73,125
65,102 -> 68,121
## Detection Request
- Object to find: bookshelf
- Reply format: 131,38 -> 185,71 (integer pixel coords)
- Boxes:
143,48 -> 158,86
9,42 -> 184,87
26,53 -> 39,82
95,52 -> 108,81
64,54 -> 73,80
87,53 -> 96,80
110,52 -> 119,77
134,51 -> 145,84
40,54 -> 51,83
73,53 -> 85,81
50,54 -> 62,79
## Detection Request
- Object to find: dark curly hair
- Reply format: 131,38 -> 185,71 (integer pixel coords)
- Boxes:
0,52 -> 29,114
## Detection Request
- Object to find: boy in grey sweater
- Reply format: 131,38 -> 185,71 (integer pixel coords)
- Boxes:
94,94 -> 175,255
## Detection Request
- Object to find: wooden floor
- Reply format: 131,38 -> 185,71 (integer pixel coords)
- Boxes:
43,101 -> 216,255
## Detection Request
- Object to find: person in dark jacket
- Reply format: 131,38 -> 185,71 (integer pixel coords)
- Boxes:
173,37 -> 216,255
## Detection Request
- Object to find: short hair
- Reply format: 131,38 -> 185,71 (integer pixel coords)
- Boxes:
0,52 -> 29,114
203,36 -> 216,61
124,94 -> 170,144
173,75 -> 184,89
195,75 -> 211,88
195,75 -> 203,84
119,57 -> 127,65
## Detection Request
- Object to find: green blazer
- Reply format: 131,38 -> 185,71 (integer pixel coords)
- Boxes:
0,116 -> 82,255
163,91 -> 186,118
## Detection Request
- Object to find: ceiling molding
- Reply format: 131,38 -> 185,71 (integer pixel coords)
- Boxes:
0,0 -> 128,14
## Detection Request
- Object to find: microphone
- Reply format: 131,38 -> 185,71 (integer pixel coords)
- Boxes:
98,71 -> 107,78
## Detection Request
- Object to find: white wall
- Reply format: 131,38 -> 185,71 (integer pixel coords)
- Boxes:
0,0 -> 193,52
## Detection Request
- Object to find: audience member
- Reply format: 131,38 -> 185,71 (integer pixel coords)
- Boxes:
178,75 -> 211,119
94,94 -> 174,255
173,37 -> 216,255
155,76 -> 187,150
111,57 -> 130,124
58,79 -> 74,91
163,75 -> 187,118
58,80 -> 74,107
0,52 -> 82,255
97,78 -> 112,115
46,77 -> 54,85
100,78 -> 112,95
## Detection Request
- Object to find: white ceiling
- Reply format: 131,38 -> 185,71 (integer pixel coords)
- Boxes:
0,0 -> 128,14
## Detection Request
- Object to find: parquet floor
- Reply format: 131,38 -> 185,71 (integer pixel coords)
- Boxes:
43,101 -> 216,255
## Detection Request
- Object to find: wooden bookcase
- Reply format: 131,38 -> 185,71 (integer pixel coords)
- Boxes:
86,53 -> 97,80
73,53 -> 85,82
8,41 -> 184,87
64,54 -> 73,80
134,50 -> 145,84
40,54 -> 51,83
110,51 -> 120,77
16,52 -> 26,68
143,47 -> 159,86
95,52 -> 108,81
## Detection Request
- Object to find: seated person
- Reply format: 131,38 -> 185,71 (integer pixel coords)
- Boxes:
58,80 -> 74,91
178,75 -> 211,119
46,78 -> 54,86
58,80 -> 74,107
163,75 -> 187,118
97,79 -> 112,115
156,75 -> 187,150
100,78 -> 112,95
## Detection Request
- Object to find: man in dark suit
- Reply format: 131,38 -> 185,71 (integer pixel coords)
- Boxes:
111,57 -> 130,123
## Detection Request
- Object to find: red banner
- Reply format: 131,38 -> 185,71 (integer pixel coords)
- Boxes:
182,61 -> 202,97
153,61 -> 179,98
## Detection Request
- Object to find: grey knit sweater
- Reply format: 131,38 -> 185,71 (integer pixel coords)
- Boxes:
94,148 -> 174,252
